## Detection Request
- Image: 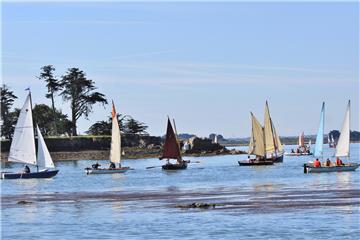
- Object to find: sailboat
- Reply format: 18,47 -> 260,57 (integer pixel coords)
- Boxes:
328,134 -> 337,148
263,101 -> 284,162
304,101 -> 359,173
238,112 -> 274,166
1,92 -> 59,179
85,101 -> 130,174
285,131 -> 312,156
160,118 -> 188,170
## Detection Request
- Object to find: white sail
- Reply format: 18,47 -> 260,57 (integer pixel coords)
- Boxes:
248,113 -> 265,157
110,102 -> 121,165
8,93 -> 36,165
335,101 -> 350,157
36,125 -> 55,169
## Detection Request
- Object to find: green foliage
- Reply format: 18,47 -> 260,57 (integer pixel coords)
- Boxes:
38,65 -> 62,135
86,114 -> 127,135
1,85 -> 18,139
60,68 -> 108,136
33,104 -> 72,136
124,118 -> 148,135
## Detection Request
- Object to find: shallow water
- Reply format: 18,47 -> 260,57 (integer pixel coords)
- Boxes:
1,144 -> 359,239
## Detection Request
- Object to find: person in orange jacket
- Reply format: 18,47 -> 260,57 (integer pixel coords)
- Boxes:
314,158 -> 321,167
336,157 -> 343,166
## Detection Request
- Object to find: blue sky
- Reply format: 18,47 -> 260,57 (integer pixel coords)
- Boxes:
2,2 -> 359,137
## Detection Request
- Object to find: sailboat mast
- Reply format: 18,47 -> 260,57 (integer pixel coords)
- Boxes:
28,89 -> 39,172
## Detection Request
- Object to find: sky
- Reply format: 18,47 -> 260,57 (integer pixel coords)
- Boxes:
2,1 -> 359,137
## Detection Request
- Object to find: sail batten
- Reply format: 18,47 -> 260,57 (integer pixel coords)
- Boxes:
8,93 -> 37,165
36,125 -> 55,169
335,101 -> 350,157
110,101 -> 121,165
160,118 -> 182,161
314,102 -> 325,158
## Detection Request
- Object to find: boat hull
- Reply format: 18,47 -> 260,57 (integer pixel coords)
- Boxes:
238,160 -> 274,166
162,161 -> 187,170
304,163 -> 360,173
284,152 -> 313,156
269,155 -> 284,163
1,169 -> 59,179
85,167 -> 130,174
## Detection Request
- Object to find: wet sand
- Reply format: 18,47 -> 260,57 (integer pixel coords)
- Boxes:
3,187 -> 359,213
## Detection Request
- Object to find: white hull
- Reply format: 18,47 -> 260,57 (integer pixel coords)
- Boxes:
85,168 -> 129,175
306,163 -> 359,173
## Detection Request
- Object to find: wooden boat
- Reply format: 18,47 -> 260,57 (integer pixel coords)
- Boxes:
85,101 -> 129,175
85,167 -> 129,174
304,101 -> 359,173
1,91 -> 59,179
159,118 -> 188,170
238,112 -> 274,166
238,160 -> 273,166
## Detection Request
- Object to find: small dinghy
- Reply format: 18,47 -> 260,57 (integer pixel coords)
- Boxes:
159,117 -> 188,170
85,101 -> 130,175
304,163 -> 359,173
304,101 -> 359,174
285,132 -> 312,156
1,91 -> 59,179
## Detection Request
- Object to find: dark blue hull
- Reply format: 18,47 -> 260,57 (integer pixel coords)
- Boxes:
269,155 -> 283,163
1,170 -> 59,179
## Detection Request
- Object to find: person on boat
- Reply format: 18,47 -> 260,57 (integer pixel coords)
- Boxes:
109,162 -> 116,169
336,157 -> 343,166
314,158 -> 321,168
325,158 -> 331,167
291,149 -> 295,153
92,162 -> 100,169
23,165 -> 30,173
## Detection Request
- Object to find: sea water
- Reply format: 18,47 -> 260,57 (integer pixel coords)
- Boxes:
1,144 -> 359,239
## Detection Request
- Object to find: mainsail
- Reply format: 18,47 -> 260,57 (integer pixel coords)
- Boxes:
36,125 -> 55,169
273,123 -> 283,152
298,132 -> 305,147
264,102 -> 275,153
160,118 -> 182,161
248,113 -> 265,157
8,93 -> 36,165
314,102 -> 325,157
110,101 -> 121,165
335,100 -> 350,157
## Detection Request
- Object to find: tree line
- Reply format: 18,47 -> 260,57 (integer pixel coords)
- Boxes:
1,65 -> 148,139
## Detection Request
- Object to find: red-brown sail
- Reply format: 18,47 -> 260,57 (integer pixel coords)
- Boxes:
159,118 -> 181,160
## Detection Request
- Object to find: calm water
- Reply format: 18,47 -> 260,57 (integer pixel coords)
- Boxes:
1,144 -> 359,240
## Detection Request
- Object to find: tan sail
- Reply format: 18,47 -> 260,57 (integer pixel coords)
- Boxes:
248,113 -> 265,157
264,101 -> 276,153
273,123 -> 283,152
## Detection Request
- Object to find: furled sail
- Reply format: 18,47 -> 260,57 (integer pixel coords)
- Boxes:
36,125 -> 55,169
160,118 -> 181,161
8,93 -> 36,165
248,113 -> 265,157
110,101 -> 121,165
314,102 -> 325,157
335,101 -> 350,157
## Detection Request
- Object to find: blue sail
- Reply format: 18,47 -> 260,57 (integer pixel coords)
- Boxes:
314,102 -> 325,157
